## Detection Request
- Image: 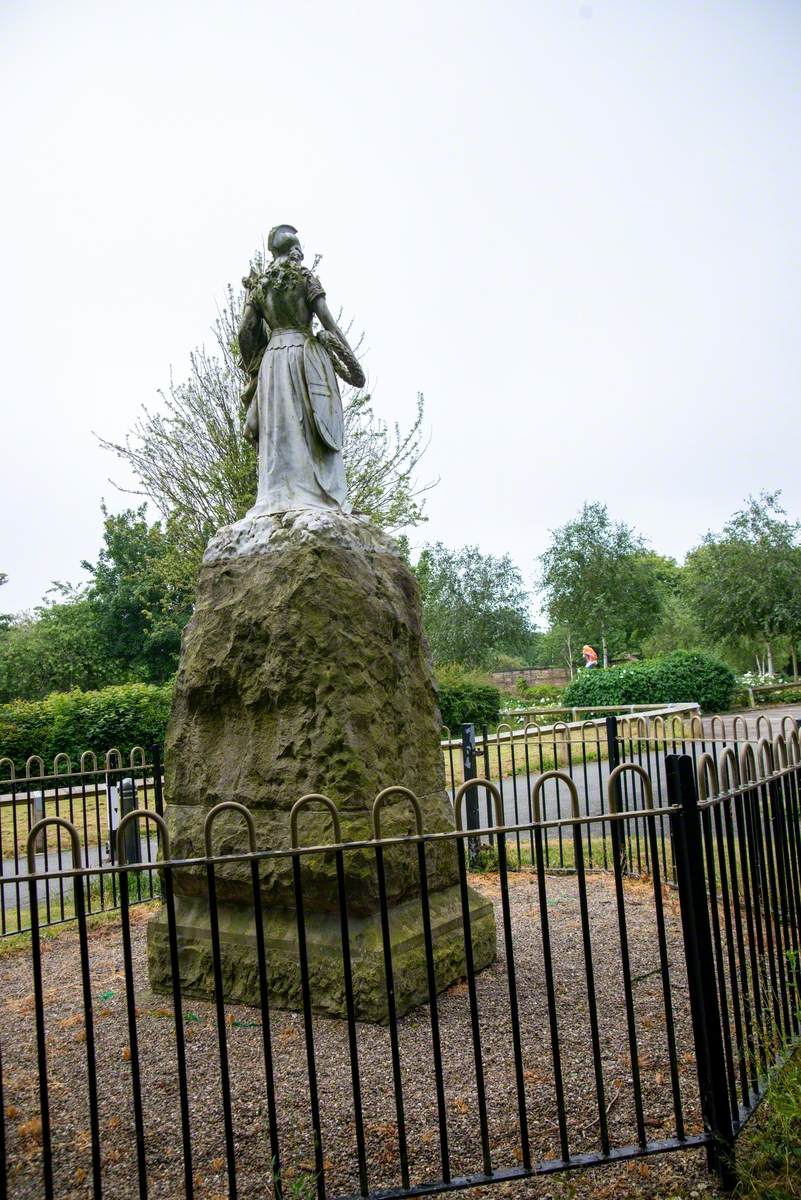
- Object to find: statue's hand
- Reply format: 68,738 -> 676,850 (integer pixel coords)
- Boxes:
317,329 -> 366,389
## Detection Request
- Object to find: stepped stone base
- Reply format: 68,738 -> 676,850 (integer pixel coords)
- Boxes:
147,885 -> 496,1023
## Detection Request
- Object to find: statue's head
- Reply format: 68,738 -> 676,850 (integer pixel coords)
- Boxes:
268,224 -> 303,262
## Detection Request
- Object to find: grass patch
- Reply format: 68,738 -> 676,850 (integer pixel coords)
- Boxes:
470,831 -> 676,878
443,731 -> 610,789
732,1048 -> 801,1198
0,870 -> 161,943
0,792 -> 112,858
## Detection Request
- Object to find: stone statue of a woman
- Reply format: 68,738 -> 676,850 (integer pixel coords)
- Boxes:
238,224 -> 365,516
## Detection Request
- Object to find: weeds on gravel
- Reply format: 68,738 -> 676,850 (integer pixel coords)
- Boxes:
469,836 -> 664,876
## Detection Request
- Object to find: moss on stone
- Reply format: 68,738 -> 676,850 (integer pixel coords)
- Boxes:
148,510 -> 497,1019
147,884 -> 496,1022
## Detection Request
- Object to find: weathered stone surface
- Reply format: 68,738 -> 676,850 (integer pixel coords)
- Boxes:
148,507 -> 496,1017
148,884 -> 496,1023
163,508 -> 459,911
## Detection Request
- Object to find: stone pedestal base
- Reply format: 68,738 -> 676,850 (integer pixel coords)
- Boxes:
147,884 -> 495,1023
148,507 -> 498,1019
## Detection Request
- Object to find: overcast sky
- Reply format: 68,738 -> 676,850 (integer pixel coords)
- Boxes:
2,0 -> 800,615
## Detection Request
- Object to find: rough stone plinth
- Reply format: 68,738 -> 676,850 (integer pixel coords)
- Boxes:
148,508 -> 495,1018
148,885 -> 495,1023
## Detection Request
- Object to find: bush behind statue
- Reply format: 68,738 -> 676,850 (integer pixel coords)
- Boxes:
563,651 -> 735,713
435,666 -> 501,734
0,683 -> 173,774
0,672 -> 501,769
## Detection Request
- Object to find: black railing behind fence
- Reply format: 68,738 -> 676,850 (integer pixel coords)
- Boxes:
1,710 -> 792,939
1,715 -> 801,1195
0,746 -> 163,934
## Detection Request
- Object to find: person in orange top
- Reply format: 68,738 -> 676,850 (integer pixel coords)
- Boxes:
582,645 -> 599,668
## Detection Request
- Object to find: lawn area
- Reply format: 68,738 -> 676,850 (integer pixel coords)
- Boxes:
0,778 -> 160,860
0,791 -> 111,861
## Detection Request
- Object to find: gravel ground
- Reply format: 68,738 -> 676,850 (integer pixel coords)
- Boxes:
2,872 -> 717,1200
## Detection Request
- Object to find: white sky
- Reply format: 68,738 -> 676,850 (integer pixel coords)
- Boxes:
1,0 -> 800,614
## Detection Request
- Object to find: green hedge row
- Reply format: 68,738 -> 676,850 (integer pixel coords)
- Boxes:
563,651 -> 736,713
0,683 -> 172,774
436,669 -> 501,733
0,670 -> 504,774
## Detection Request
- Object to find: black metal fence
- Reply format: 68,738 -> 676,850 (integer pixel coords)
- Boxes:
1,719 -> 800,1198
0,706 -> 752,937
0,748 -> 164,934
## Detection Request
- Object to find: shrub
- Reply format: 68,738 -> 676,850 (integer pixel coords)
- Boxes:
511,682 -> 565,707
563,651 -> 735,713
435,665 -> 501,733
0,682 -> 173,773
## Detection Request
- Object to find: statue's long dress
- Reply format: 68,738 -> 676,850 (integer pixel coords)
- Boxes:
246,269 -> 348,517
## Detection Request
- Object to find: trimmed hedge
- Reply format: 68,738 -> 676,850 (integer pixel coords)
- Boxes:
563,651 -> 736,713
0,683 -> 173,774
436,668 -> 501,733
0,669 -> 504,772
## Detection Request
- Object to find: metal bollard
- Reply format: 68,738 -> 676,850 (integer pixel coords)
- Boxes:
119,777 -> 141,866
460,724 -> 480,865
31,791 -> 45,852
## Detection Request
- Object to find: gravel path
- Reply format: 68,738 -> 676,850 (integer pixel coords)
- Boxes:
2,873 -> 712,1200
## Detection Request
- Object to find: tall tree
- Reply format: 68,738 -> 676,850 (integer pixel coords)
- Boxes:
538,502 -> 664,667
683,492 -> 801,676
99,279 -> 434,591
0,592 -> 115,702
81,505 -> 194,683
414,543 -> 537,668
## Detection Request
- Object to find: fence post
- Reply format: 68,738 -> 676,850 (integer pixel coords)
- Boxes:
480,724 -> 495,846
605,716 -> 623,862
667,753 -> 736,1188
605,715 -> 620,774
460,724 -> 479,866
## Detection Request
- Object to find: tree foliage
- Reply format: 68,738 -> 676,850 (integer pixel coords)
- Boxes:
0,595 -> 116,703
414,543 -> 537,668
0,507 -> 193,702
538,502 -> 665,665
81,505 -> 193,683
683,492 -> 801,675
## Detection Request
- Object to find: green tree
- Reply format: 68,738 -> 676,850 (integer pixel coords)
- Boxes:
0,593 -> 114,702
414,543 -> 537,668
0,572 -> 11,632
538,502 -> 665,667
639,586 -> 706,659
81,505 -> 194,683
0,508 -> 192,702
99,279 -> 434,592
683,492 -> 801,676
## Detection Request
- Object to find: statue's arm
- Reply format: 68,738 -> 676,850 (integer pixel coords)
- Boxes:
312,296 -> 355,354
